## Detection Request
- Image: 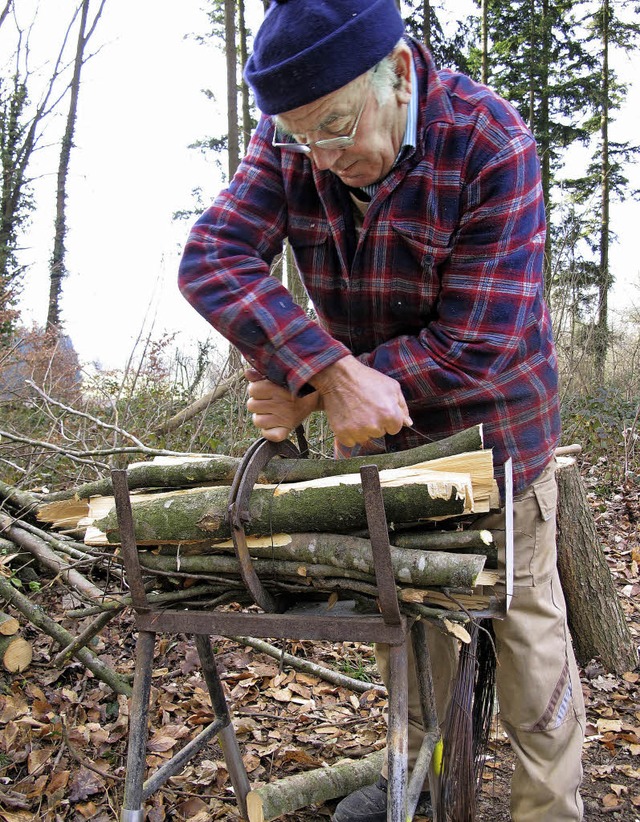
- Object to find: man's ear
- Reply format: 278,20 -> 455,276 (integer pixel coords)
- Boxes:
393,43 -> 412,103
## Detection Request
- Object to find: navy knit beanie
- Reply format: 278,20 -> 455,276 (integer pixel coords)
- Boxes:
244,0 -> 405,115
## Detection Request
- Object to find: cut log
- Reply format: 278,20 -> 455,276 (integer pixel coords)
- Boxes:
38,425 -> 485,503
555,457 -> 638,674
85,460 -> 494,545
0,612 -> 20,636
246,750 -> 384,822
0,635 -> 32,672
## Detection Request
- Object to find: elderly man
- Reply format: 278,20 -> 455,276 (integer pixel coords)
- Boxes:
178,1 -> 585,819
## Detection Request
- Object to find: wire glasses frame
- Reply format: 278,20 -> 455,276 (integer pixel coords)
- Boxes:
271,91 -> 369,154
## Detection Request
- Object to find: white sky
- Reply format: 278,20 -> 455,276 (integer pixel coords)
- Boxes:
13,0 -> 640,371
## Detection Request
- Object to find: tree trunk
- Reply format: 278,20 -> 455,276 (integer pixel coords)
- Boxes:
246,750 -> 384,822
555,457 -> 637,673
47,0 -> 107,331
594,0 -> 610,383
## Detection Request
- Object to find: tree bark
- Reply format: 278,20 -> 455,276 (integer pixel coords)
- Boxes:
555,457 -> 637,673
94,469 -> 473,544
246,750 -> 384,822
139,532 -> 487,589
40,425 -> 485,503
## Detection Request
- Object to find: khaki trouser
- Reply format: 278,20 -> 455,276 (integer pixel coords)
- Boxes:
376,459 -> 585,821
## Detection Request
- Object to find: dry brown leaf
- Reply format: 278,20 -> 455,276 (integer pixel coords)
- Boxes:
27,746 -> 52,774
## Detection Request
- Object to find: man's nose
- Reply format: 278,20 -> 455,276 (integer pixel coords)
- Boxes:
309,145 -> 344,171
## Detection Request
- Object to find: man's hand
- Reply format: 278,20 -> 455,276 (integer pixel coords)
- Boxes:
310,356 -> 412,447
245,369 -> 320,441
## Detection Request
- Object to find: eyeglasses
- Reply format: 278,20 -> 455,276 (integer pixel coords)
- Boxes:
272,91 -> 368,154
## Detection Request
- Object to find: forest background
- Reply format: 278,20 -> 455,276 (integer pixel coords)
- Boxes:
1,0 -> 640,480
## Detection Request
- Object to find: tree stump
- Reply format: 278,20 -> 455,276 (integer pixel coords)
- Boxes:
555,456 -> 638,674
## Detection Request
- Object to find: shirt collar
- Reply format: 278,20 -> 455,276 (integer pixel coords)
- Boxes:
360,54 -> 418,199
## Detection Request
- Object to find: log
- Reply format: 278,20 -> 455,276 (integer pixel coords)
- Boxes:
39,425 -> 485,503
90,465 -> 485,545
0,635 -> 32,672
555,457 -> 638,673
246,750 -> 385,822
0,612 -> 20,636
138,532 -> 487,589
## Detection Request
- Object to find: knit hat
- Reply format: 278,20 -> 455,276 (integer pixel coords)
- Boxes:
244,0 -> 405,115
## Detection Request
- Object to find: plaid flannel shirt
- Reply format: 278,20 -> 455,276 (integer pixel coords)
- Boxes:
179,38 -> 561,496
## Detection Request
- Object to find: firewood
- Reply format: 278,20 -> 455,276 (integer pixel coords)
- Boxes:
38,424 -> 485,503
246,750 -> 385,822
77,455 -> 494,546
0,635 -> 32,672
0,611 -> 20,636
137,532 -> 488,589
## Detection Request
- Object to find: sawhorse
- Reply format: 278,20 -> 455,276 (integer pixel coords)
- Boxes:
113,440 -> 511,822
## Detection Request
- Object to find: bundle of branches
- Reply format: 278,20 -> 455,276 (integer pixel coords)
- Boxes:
33,425 -> 502,618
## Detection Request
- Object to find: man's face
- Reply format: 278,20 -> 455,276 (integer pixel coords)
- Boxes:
275,45 -> 412,188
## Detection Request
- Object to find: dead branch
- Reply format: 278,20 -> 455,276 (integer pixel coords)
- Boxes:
0,575 -> 131,695
0,513 -> 118,604
231,635 -> 386,695
155,369 -> 244,434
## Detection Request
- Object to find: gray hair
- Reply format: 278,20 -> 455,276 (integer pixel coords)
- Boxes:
369,39 -> 406,104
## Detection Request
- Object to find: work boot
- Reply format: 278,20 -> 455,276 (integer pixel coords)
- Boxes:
332,776 -> 431,821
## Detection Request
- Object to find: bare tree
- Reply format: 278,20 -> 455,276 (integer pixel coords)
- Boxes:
0,4 -> 84,339
47,0 -> 108,333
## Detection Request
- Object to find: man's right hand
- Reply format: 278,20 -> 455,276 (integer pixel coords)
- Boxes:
310,355 -> 412,447
245,369 -> 320,441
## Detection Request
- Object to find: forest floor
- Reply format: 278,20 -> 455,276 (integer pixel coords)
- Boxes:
0,471 -> 638,821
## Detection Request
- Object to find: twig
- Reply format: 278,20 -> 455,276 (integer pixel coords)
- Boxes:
61,723 -> 123,782
65,584 -> 235,617
0,513 -> 117,604
26,379 -> 148,449
53,609 -> 118,666
156,369 -> 244,434
0,429 -> 202,461
231,635 -> 386,695
0,575 -> 131,696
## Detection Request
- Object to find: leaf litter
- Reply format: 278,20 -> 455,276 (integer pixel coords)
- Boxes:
0,476 -> 638,820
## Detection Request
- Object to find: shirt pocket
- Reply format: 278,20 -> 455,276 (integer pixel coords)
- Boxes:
288,216 -> 332,279
390,223 -> 449,324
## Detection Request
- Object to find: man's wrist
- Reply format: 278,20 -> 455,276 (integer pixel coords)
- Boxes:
309,355 -> 356,393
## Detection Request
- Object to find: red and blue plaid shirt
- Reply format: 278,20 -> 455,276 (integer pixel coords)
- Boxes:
179,39 -> 561,496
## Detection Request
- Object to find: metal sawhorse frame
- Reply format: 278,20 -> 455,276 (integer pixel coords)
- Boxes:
113,439 -> 512,822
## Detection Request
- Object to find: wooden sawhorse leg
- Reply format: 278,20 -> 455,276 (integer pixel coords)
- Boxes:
386,641 -> 409,822
195,634 -> 251,819
121,630 -> 155,822
120,632 -> 251,821
410,619 -> 443,822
